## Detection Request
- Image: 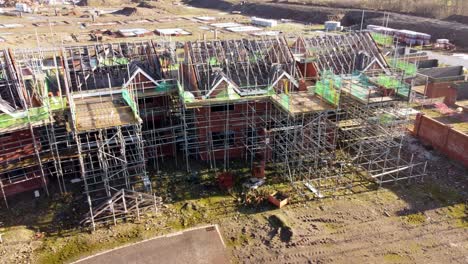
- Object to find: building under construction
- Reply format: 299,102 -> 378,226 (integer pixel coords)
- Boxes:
0,33 -> 428,228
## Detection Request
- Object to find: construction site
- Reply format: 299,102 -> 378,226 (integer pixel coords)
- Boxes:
0,12 -> 467,262
0,32 -> 431,223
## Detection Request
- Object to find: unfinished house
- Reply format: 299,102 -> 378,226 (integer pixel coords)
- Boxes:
178,34 -> 427,196
289,33 -> 426,194
180,37 -> 305,172
62,41 -> 173,227
0,49 -> 65,206
0,42 -> 170,228
0,34 -> 431,228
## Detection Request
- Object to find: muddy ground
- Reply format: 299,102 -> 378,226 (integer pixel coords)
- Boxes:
186,0 -> 468,51
0,136 -> 467,263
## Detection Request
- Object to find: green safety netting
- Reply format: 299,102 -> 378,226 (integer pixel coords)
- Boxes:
249,52 -> 262,63
279,94 -> 290,110
99,57 -> 129,67
315,71 -> 341,105
379,113 -> 395,125
375,75 -> 402,89
396,85 -> 411,97
215,85 -> 241,100
208,57 -> 219,66
122,88 -> 139,116
0,106 -> 49,128
0,75 -> 68,129
182,91 -> 195,102
350,83 -> 369,100
177,83 -> 195,102
347,73 -> 374,100
375,75 -> 411,97
155,81 -> 174,92
370,32 -> 394,46
267,86 -> 276,96
388,58 -> 417,76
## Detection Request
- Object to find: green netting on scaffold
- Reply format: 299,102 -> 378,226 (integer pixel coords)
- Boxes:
370,32 -> 394,46
388,58 -> 417,76
99,57 -> 129,67
375,75 -> 411,97
0,107 -> 49,129
279,94 -> 290,110
315,71 -> 341,105
155,81 -> 176,92
379,113 -> 396,125
395,85 -> 411,97
122,88 -> 139,116
0,74 -> 68,129
208,57 -> 220,66
215,86 -> 241,100
350,84 -> 370,100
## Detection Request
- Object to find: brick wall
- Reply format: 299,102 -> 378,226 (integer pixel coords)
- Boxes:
195,102 -> 269,161
0,129 -> 39,162
413,113 -> 468,166
425,82 -> 459,105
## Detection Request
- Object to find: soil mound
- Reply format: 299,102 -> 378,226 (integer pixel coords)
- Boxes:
444,15 -> 468,25
112,7 -> 138,16
137,1 -> 158,9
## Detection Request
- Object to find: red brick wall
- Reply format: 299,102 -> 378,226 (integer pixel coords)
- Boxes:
0,129 -> 39,162
2,174 -> 45,197
139,95 -> 177,158
195,102 -> 269,161
413,113 -> 468,166
425,82 -> 459,106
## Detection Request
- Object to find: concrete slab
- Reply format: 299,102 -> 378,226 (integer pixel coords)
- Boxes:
75,225 -> 229,264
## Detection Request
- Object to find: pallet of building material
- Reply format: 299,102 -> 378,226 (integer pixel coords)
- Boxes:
268,191 -> 289,208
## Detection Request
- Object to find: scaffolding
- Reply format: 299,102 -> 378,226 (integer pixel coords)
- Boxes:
0,48 -> 59,207
58,41 -> 179,229
0,34 -> 431,226
338,90 -> 427,186
292,32 -> 389,75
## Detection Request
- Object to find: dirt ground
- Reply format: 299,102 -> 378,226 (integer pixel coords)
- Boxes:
187,0 -> 468,51
0,136 -> 466,264
0,0 -> 320,49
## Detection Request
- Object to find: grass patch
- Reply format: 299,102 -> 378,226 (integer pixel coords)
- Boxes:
197,195 -> 232,207
324,222 -> 343,231
226,233 -> 251,247
447,203 -> 468,228
403,213 -> 426,225
423,183 -> 462,204
383,253 -> 406,263
36,225 -> 146,264
2,226 -> 35,243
